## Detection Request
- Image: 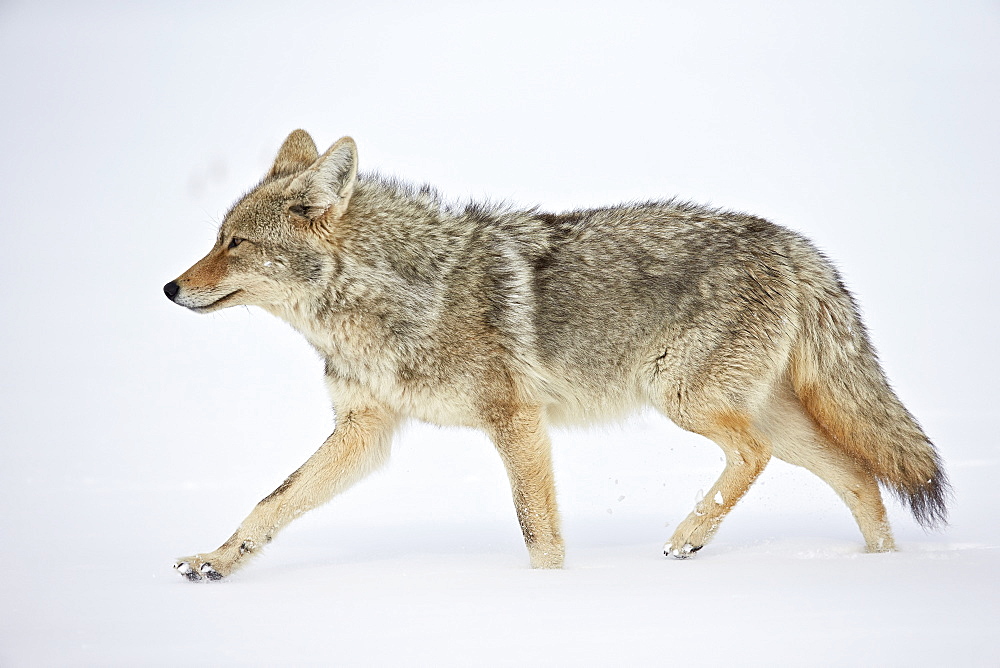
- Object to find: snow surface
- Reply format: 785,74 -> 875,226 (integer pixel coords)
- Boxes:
1,1 -> 998,665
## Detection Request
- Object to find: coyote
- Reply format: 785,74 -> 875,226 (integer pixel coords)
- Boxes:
164,130 -> 948,580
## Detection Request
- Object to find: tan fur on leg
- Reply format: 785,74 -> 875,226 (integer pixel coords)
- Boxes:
174,406 -> 397,579
484,403 -> 564,569
762,379 -> 895,552
665,411 -> 772,558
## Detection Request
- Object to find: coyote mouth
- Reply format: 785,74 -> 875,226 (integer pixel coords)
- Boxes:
191,289 -> 244,313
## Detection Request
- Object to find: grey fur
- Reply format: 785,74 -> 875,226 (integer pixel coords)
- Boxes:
165,131 -> 948,579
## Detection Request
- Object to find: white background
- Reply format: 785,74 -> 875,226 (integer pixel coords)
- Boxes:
1,1 -> 997,665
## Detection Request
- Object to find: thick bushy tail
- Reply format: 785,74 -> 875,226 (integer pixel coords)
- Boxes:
789,262 -> 949,529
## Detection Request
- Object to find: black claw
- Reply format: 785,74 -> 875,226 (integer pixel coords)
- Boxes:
665,542 -> 702,559
200,563 -> 223,581
182,569 -> 202,582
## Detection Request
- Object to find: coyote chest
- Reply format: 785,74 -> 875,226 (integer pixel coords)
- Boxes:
287,304 -> 480,427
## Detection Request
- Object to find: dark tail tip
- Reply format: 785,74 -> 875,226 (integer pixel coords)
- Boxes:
903,470 -> 952,530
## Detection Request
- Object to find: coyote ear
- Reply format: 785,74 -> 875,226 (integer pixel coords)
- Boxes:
287,136 -> 358,220
266,129 -> 320,181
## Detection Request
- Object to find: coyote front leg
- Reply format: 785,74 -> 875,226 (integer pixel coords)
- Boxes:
175,407 -> 396,581
486,404 -> 564,569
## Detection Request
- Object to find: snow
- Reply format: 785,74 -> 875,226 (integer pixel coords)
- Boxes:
1,1 -> 998,666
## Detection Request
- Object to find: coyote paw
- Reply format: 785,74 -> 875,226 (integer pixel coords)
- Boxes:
174,556 -> 224,582
664,508 -> 722,559
663,542 -> 703,559
528,542 -> 566,569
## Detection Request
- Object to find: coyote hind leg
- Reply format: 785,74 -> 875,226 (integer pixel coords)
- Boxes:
174,406 -> 396,581
763,380 -> 895,552
663,410 -> 773,558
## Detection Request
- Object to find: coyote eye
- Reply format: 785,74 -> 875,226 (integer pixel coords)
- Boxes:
288,204 -> 307,217
228,237 -> 245,249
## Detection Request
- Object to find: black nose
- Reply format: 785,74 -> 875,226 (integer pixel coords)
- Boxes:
163,281 -> 180,301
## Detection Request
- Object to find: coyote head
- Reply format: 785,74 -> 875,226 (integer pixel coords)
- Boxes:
164,130 -> 357,313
